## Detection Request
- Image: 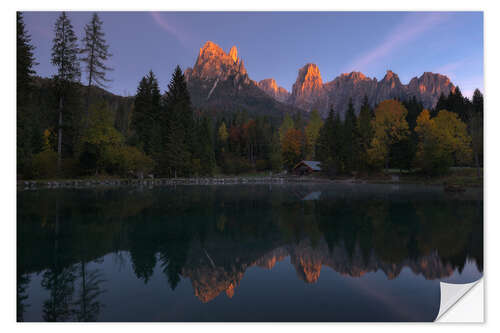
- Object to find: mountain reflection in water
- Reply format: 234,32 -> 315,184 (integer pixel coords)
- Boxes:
17,184 -> 483,322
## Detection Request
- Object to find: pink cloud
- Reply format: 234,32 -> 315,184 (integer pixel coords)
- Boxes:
150,12 -> 189,46
348,13 -> 451,72
434,59 -> 467,79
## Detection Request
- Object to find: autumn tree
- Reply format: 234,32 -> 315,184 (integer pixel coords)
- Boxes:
218,121 -> 229,148
281,128 -> 305,171
414,109 -> 472,175
269,132 -> 283,172
80,13 -> 112,124
368,100 -> 410,170
79,102 -> 123,174
304,109 -> 323,160
51,12 -> 81,172
279,114 -> 294,144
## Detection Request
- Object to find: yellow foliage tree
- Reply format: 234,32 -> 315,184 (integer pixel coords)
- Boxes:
281,128 -> 305,170
415,109 -> 472,175
368,100 -> 410,169
304,109 -> 323,160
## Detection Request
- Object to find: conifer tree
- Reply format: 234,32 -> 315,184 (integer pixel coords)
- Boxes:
196,117 -> 216,176
357,96 -> 373,171
17,12 -> 39,172
470,89 -> 483,177
161,65 -> 195,177
17,12 -> 36,102
316,107 -> 342,177
131,71 -> 161,155
342,98 -> 358,172
51,12 -> 81,172
81,13 -> 112,123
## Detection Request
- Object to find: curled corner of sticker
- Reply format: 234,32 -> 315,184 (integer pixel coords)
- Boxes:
435,278 -> 483,322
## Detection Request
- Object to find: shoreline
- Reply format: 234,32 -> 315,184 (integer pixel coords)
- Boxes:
17,175 -> 482,190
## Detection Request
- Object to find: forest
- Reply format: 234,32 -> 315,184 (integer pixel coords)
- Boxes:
17,12 -> 484,180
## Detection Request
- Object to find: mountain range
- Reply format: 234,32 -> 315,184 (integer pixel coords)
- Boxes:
185,41 -> 456,118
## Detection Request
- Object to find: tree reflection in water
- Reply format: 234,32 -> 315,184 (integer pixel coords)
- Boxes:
17,184 -> 483,320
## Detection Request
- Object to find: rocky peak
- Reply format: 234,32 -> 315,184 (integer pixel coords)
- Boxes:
185,41 -> 248,82
407,72 -> 455,107
380,70 -> 402,86
340,71 -> 368,82
298,63 -> 323,87
289,63 -> 325,110
257,78 -> 290,103
229,46 -> 238,63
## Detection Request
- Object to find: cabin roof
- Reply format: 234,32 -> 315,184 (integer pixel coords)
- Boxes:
294,160 -> 321,171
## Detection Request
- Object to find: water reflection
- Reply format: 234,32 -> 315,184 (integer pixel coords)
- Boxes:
17,184 -> 483,321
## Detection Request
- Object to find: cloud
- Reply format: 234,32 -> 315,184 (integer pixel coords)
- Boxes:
434,59 -> 467,79
150,12 -> 189,46
347,13 -> 451,72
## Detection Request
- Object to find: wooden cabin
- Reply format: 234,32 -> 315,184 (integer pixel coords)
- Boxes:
293,160 -> 321,175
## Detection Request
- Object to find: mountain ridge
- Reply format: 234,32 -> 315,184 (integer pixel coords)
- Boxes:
184,41 -> 456,118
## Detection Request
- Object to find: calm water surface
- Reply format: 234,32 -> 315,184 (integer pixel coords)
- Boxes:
17,183 -> 483,322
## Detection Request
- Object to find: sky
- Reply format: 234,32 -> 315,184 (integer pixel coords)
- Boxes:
22,11 -> 483,98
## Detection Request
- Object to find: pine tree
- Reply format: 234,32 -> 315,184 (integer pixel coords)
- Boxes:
161,65 -> 195,177
131,71 -> 161,155
470,89 -> 483,177
316,107 -> 342,177
196,117 -> 216,176
17,12 -> 39,173
342,98 -> 358,172
17,12 -> 36,102
51,12 -> 81,172
357,95 -> 373,171
80,12 -> 112,124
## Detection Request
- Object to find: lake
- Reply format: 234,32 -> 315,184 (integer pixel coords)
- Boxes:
17,183 -> 483,322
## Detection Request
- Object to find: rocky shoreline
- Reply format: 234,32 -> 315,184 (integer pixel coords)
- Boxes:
17,176 -> 337,190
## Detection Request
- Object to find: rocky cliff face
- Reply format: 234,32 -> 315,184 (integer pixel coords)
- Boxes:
185,41 -> 251,90
184,41 -> 297,119
257,78 -> 290,103
185,41 -> 456,119
407,72 -> 456,108
282,66 -> 456,117
288,63 -> 326,111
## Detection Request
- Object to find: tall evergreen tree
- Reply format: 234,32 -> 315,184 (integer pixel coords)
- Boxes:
196,116 -> 216,176
357,95 -> 373,171
51,12 -> 81,172
342,98 -> 358,172
316,107 -> 342,177
17,12 -> 36,101
17,12 -> 39,173
131,71 -> 161,155
470,89 -> 484,177
80,13 -> 112,124
160,65 -> 195,177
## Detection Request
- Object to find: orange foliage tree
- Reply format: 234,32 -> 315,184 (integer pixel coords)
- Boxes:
281,128 -> 305,171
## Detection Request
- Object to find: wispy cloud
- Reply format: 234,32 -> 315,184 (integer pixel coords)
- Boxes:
434,60 -> 466,76
347,13 -> 451,72
150,12 -> 189,46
